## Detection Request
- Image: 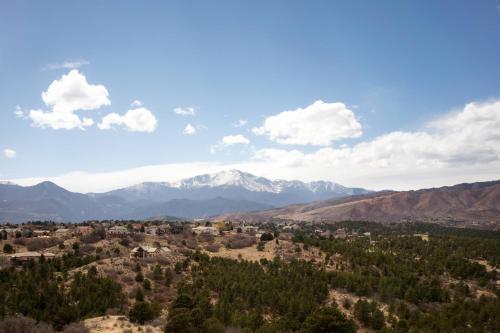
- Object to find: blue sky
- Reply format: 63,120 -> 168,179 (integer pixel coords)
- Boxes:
1,0 -> 500,192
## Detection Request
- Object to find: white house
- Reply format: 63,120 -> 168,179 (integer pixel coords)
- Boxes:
192,226 -> 219,236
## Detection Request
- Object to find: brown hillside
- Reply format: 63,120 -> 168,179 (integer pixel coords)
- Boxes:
216,180 -> 500,228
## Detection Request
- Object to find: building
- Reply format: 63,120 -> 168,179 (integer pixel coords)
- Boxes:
241,225 -> 259,234
192,226 -> 219,236
76,226 -> 93,236
334,229 -> 347,239
10,251 -> 55,262
320,230 -> 332,238
33,230 -> 50,237
131,223 -> 143,231
131,244 -> 171,258
144,226 -> 158,235
54,228 -> 71,238
108,226 -> 129,236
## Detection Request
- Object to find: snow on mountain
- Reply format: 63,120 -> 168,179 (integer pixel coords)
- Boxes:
166,169 -> 354,193
169,169 -> 278,192
100,169 -> 373,207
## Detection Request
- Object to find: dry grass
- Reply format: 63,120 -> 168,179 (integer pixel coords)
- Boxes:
83,315 -> 163,333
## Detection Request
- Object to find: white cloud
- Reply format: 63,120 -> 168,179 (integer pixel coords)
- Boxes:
14,106 -> 27,119
130,100 -> 143,107
3,149 -> 16,159
251,99 -> 500,189
233,119 -> 248,128
221,134 -> 250,145
183,123 -> 196,135
45,59 -> 90,70
252,100 -> 362,145
174,107 -> 196,116
211,134 -> 250,153
98,107 -> 158,133
23,70 -> 110,130
9,99 -> 500,193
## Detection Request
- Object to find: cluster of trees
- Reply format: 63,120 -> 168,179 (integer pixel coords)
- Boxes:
164,252 -> 355,332
353,300 -> 384,330
294,227 -> 498,304
289,221 -> 500,331
0,254 -> 124,330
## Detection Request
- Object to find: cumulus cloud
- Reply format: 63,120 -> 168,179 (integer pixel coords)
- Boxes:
174,106 -> 196,116
98,107 -> 158,132
45,59 -> 90,70
23,70 -> 110,130
211,134 -> 250,153
233,119 -> 248,128
3,149 -> 16,159
252,100 -> 362,146
183,123 -> 196,135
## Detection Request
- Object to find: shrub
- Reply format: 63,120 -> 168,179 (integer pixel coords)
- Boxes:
0,315 -> 54,333
260,233 -> 274,242
62,322 -> 90,333
129,302 -> 157,324
26,237 -> 62,251
3,243 -> 14,254
205,244 -> 220,253
202,317 -> 224,333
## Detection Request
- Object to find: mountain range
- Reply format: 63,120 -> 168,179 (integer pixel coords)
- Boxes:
0,170 -> 370,222
217,180 -> 500,228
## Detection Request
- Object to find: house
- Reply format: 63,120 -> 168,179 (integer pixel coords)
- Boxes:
241,225 -> 259,234
55,228 -> 71,237
2,228 -> 21,235
334,229 -> 347,239
76,226 -> 93,236
33,230 -> 50,237
131,244 -> 171,258
144,226 -> 158,235
192,226 -> 219,236
278,232 -> 293,240
10,251 -> 55,262
131,223 -> 143,231
131,245 -> 159,258
108,226 -> 129,236
320,230 -> 332,238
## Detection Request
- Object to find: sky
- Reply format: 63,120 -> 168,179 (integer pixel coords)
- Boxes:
1,0 -> 500,193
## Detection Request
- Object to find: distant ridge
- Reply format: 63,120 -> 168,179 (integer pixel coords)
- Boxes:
0,170 -> 370,222
216,180 -> 500,229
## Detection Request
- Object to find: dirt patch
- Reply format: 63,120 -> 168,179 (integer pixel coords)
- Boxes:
84,315 -> 163,333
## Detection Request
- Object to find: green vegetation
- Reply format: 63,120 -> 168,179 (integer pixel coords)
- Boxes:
0,254 -> 123,330
165,252 -> 355,332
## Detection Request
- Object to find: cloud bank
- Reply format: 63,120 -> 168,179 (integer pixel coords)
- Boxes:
9,99 -> 500,193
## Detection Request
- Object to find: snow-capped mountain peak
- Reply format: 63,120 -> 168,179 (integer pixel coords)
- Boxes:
169,169 -> 276,192
164,169 -> 354,194
100,169 -> 373,207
